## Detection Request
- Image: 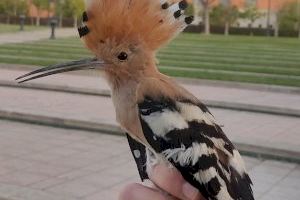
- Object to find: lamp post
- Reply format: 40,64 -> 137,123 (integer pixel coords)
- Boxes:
50,18 -> 57,39
266,0 -> 271,36
19,15 -> 26,31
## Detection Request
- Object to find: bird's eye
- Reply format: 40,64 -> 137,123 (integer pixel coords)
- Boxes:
117,52 -> 128,61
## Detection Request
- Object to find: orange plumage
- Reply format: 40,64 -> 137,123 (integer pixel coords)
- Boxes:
83,0 -> 186,53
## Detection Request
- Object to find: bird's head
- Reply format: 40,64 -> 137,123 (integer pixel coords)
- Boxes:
17,0 -> 193,87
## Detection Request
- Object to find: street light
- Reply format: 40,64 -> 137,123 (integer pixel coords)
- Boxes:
19,15 -> 26,31
50,18 -> 57,39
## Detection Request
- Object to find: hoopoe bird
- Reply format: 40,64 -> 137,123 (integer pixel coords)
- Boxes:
17,0 -> 254,199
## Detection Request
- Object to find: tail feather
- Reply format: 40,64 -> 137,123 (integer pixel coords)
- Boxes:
228,167 -> 254,200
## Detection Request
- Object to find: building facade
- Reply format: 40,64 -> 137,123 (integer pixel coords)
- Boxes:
193,0 -> 297,28
240,0 -> 296,28
27,0 -> 55,18
26,0 -> 296,28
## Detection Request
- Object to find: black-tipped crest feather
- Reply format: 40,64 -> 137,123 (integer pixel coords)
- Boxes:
78,26 -> 90,38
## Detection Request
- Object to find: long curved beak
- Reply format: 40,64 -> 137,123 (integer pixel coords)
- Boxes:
16,58 -> 105,83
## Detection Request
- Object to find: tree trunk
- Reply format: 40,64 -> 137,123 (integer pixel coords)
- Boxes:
274,23 -> 279,37
59,14 -> 63,27
36,10 -> 40,26
36,16 -> 40,26
192,0 -> 201,25
204,4 -> 210,35
274,14 -> 279,37
249,23 -> 253,36
224,21 -> 230,36
73,15 -> 78,28
6,15 -> 10,24
13,4 -> 17,16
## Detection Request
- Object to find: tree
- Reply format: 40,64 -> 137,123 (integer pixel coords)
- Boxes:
278,0 -> 300,38
192,0 -> 202,24
32,0 -> 48,26
241,6 -> 263,35
210,3 -> 240,35
198,0 -> 216,35
0,0 -> 15,24
62,0 -> 85,27
55,0 -> 65,27
0,0 -> 27,24
17,0 -> 28,15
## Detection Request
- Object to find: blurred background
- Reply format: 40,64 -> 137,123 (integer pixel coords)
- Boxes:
0,0 -> 299,200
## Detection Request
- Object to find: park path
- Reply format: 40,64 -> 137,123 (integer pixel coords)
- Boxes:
0,28 -> 77,45
0,120 -> 299,200
1,67 -> 299,113
0,68 -> 299,154
1,84 -> 299,153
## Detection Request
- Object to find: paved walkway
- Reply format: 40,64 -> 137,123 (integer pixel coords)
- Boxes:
1,68 -> 300,112
1,85 -> 299,154
0,28 -> 77,45
0,68 -> 299,154
0,120 -> 299,200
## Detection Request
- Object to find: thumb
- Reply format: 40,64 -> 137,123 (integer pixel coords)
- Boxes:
149,164 -> 204,200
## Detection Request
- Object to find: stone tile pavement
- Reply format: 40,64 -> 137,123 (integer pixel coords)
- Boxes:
1,68 -> 299,112
0,120 -> 299,200
0,84 -> 299,153
0,28 -> 77,45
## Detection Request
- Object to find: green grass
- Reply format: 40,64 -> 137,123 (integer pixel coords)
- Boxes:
0,23 -> 46,34
0,33 -> 300,87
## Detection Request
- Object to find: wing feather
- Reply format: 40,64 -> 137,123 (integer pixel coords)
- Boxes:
137,95 -> 254,200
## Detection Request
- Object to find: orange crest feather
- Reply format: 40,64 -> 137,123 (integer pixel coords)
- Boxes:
82,0 -> 192,53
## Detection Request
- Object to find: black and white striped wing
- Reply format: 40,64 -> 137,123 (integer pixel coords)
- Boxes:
138,96 -> 254,200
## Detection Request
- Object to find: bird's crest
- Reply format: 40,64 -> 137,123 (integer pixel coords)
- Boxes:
79,0 -> 193,52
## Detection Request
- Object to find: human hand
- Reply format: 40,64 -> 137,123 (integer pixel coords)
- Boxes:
119,164 -> 205,200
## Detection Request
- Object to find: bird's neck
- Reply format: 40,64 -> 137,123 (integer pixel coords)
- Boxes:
104,61 -> 162,91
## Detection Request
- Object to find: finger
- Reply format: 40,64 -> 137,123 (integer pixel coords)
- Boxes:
119,183 -> 174,200
149,164 -> 205,200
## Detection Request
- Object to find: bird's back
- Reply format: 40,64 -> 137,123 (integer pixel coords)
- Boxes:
131,76 -> 254,200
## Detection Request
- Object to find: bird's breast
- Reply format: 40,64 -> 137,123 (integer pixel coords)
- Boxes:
110,82 -> 146,142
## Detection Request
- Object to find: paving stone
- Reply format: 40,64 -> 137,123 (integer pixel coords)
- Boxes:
260,185 -> 300,200
2,68 -> 299,111
0,120 -> 299,200
45,179 -> 101,199
0,183 -> 73,200
0,171 -> 50,187
1,85 -> 300,154
243,156 -> 264,171
20,162 -> 73,177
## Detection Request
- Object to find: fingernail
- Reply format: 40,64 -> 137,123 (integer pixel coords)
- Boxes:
182,182 -> 199,200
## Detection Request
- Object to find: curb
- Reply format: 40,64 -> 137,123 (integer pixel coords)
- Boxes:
206,100 -> 300,118
0,110 -> 122,136
176,77 -> 300,94
1,80 -> 299,118
1,110 -> 299,164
